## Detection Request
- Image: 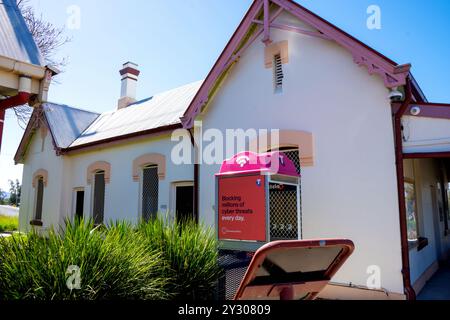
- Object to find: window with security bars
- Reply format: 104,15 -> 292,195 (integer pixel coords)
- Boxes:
279,148 -> 301,175
93,171 -> 105,225
142,165 -> 159,221
34,177 -> 44,220
268,147 -> 301,240
269,182 -> 298,240
273,53 -> 284,93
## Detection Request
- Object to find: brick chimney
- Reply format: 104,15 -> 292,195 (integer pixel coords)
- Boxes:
118,62 -> 140,109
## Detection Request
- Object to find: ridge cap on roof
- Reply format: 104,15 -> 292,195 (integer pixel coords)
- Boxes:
43,101 -> 101,116
100,79 -> 204,114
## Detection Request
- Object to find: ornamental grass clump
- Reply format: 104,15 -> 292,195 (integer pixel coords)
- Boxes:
138,217 -> 221,300
0,219 -> 168,300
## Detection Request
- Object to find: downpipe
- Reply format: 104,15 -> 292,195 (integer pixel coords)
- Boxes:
392,77 -> 416,300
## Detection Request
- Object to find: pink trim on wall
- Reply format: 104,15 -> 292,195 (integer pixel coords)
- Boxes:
405,103 -> 450,120
87,161 -> 111,184
132,153 -> 166,181
32,169 -> 48,188
264,41 -> 289,68
249,130 -> 314,167
262,0 -> 272,45
181,0 -> 413,129
180,0 -> 264,129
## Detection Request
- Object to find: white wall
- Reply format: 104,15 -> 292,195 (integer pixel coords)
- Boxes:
403,116 -> 450,153
198,12 -> 404,294
19,130 -> 65,232
20,129 -> 194,230
66,134 -> 193,224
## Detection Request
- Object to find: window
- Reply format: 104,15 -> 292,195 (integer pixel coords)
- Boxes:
74,189 -> 84,220
142,165 -> 159,221
92,171 -> 105,225
405,179 -> 419,243
34,177 -> 44,221
268,146 -> 302,240
273,53 -> 284,93
278,147 -> 300,175
174,182 -> 195,223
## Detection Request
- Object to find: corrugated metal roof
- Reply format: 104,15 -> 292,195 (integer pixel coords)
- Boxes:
43,103 -> 100,149
0,0 -> 44,66
70,80 -> 202,148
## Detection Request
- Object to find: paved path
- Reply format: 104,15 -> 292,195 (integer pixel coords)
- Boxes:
418,263 -> 450,300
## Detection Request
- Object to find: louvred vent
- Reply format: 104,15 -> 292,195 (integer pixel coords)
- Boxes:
273,54 -> 284,92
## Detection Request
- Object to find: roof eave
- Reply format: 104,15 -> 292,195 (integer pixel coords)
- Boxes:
61,123 -> 183,155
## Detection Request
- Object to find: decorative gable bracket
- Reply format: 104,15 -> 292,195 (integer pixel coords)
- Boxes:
181,0 -> 413,129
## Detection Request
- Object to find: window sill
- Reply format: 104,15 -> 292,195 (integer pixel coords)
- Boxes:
29,220 -> 43,227
409,237 -> 428,252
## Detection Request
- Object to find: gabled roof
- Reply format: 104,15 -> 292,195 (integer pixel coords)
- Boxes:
69,81 -> 202,149
14,103 -> 99,163
43,103 -> 100,148
0,0 -> 44,66
15,81 -> 202,162
181,0 -> 426,128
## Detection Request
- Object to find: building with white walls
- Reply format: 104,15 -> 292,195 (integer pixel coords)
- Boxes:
15,0 -> 450,300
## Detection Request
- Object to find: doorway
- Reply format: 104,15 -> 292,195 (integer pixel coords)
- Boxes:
174,183 -> 194,222
74,189 -> 84,220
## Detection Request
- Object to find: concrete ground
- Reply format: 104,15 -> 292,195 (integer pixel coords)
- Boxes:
418,262 -> 450,300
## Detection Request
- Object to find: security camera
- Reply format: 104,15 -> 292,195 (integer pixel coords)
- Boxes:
410,106 -> 421,116
388,88 -> 404,101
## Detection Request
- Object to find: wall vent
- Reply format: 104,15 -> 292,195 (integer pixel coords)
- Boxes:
273,53 -> 284,93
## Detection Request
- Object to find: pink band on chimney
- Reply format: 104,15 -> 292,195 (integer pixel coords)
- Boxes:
120,67 -> 140,77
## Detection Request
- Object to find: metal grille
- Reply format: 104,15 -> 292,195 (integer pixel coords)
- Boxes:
279,148 -> 302,239
273,54 -> 283,92
142,166 -> 159,221
93,172 -> 105,225
269,183 -> 298,240
283,149 -> 301,175
217,250 -> 254,300
35,178 -> 44,220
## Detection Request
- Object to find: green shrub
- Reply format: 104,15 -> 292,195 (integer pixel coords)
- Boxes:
138,217 -> 221,300
0,215 -> 19,233
0,217 -> 221,300
0,219 -> 168,300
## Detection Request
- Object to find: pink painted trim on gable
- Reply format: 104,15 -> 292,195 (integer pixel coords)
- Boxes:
270,0 -> 410,87
262,0 -> 272,45
181,0 -> 417,129
180,0 -> 264,129
405,103 -> 450,120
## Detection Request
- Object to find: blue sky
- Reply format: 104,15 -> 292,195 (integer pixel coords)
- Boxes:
1,0 -> 449,191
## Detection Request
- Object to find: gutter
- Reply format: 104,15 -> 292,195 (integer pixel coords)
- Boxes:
392,77 -> 416,300
0,55 -> 46,79
60,123 -> 182,155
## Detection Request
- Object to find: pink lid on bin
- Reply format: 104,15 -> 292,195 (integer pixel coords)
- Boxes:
217,151 -> 299,177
